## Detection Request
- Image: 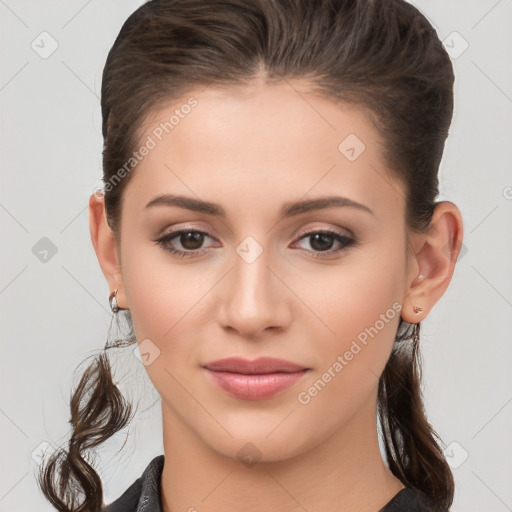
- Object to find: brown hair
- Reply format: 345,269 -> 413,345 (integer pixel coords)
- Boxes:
38,0 -> 455,510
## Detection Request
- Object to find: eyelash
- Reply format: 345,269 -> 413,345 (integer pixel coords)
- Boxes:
154,228 -> 356,259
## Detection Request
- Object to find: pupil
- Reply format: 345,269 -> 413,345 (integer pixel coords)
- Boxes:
311,233 -> 333,251
182,232 -> 203,250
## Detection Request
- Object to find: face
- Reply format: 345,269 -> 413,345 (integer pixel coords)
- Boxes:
114,80 -> 412,462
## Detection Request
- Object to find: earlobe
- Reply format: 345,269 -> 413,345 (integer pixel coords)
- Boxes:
88,191 -> 127,308
402,201 -> 464,323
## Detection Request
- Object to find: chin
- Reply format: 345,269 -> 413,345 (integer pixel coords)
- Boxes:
206,433 -> 304,465
194,413 -> 324,466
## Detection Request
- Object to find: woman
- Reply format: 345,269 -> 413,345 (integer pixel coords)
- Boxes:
38,0 -> 464,511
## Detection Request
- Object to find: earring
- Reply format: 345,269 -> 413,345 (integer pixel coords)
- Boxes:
413,305 -> 423,315
109,289 -> 122,313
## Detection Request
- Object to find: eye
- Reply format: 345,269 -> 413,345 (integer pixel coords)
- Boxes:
154,230 -> 215,258
292,230 -> 356,258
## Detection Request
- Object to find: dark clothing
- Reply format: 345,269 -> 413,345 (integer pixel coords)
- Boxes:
379,485 -> 448,512
102,455 -> 446,512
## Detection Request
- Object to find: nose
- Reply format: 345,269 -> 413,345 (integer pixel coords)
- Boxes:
217,247 -> 292,340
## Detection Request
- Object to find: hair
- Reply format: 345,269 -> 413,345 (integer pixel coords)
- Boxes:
37,0 -> 456,510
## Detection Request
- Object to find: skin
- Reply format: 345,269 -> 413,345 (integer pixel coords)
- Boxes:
89,77 -> 463,512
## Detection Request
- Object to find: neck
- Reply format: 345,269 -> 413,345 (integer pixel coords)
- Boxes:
160,396 -> 404,512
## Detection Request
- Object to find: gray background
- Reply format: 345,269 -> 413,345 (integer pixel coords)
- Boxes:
1,1 -> 511,511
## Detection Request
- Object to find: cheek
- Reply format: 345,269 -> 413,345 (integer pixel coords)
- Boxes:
121,235 -> 215,378
299,239 -> 406,376
122,227 -> 191,328
292,267 -> 403,430
120,237 -> 181,348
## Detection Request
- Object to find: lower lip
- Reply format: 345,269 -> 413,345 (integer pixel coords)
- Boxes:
204,369 -> 309,400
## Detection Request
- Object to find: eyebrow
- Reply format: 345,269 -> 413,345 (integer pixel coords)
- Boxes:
144,194 -> 374,219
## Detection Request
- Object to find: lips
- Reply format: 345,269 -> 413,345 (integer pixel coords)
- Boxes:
203,356 -> 308,374
202,357 -> 310,400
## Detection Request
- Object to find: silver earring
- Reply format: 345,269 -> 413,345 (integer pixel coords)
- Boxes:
109,289 -> 120,313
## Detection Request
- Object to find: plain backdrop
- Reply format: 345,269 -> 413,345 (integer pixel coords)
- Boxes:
1,1 -> 511,511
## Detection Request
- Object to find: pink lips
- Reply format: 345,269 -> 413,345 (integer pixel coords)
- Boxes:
203,357 -> 310,400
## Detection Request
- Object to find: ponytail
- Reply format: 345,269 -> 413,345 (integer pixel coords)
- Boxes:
37,331 -> 136,512
378,320 -> 454,510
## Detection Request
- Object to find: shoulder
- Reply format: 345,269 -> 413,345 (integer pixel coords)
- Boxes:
379,487 -> 451,512
102,454 -> 165,512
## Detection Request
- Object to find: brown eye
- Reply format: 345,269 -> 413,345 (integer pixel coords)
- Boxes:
155,230 -> 214,257
178,231 -> 205,250
308,232 -> 336,251
294,230 -> 356,259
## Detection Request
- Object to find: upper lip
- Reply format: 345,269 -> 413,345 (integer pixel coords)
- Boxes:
203,357 -> 308,374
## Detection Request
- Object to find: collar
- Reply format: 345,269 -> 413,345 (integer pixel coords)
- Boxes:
103,454 -> 165,512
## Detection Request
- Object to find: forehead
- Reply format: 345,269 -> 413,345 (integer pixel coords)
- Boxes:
123,81 -> 405,220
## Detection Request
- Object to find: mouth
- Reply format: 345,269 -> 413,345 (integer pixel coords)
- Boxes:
202,357 -> 311,400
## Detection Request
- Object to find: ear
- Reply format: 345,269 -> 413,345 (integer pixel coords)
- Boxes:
88,191 -> 127,309
402,201 -> 464,323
